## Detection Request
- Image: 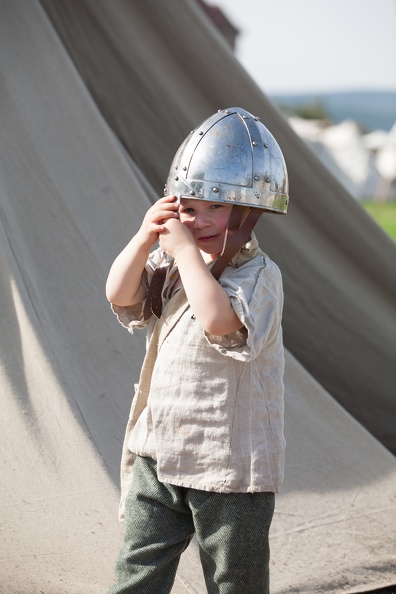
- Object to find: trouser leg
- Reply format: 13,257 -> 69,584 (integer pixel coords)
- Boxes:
107,456 -> 194,594
187,490 -> 275,594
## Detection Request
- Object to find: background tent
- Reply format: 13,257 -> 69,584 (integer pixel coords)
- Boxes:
41,0 -> 396,454
0,1 -> 395,593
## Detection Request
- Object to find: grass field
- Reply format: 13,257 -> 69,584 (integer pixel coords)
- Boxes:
362,200 -> 396,241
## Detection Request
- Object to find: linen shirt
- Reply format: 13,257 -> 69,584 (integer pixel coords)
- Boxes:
113,234 -> 286,493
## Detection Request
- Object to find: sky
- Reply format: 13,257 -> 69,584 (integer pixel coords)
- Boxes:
213,0 -> 396,94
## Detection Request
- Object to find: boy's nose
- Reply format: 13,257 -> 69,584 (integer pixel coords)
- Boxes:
193,212 -> 209,229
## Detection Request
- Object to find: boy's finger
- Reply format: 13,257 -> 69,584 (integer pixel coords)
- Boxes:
159,194 -> 177,203
154,209 -> 179,221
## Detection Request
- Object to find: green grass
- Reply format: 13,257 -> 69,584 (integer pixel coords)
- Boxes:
362,200 -> 396,241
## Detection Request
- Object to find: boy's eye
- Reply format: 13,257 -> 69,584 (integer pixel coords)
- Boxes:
181,207 -> 194,214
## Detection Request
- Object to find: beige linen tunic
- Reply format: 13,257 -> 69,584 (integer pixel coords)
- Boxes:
113,235 -> 285,495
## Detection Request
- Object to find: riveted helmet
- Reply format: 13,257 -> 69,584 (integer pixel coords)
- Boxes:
165,107 -> 289,214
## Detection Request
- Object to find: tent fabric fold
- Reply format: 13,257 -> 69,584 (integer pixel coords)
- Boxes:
1,0 -> 395,592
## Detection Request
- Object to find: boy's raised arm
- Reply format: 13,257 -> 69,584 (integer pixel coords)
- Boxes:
105,233 -> 152,307
106,196 -> 179,306
159,218 -> 244,337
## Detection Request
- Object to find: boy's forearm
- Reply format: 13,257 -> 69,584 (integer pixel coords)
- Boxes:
175,246 -> 243,336
106,234 -> 151,306
106,196 -> 180,306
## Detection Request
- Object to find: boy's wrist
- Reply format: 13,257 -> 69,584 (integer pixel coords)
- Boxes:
173,242 -> 198,260
134,228 -> 156,252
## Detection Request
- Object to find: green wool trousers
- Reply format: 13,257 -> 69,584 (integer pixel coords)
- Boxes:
108,456 -> 275,594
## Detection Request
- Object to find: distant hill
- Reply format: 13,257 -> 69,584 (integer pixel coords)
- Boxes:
268,90 -> 396,132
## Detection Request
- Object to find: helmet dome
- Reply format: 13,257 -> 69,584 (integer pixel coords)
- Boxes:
165,107 -> 289,214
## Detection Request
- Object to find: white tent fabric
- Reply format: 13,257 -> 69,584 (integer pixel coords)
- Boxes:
376,122 -> 396,181
1,1 -> 395,593
288,117 -> 378,198
40,0 -> 396,456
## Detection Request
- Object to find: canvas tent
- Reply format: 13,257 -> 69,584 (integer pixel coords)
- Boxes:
288,117 -> 379,199
0,1 -> 395,593
375,121 -> 396,200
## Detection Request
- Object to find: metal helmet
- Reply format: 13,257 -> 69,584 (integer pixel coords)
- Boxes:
165,107 -> 289,214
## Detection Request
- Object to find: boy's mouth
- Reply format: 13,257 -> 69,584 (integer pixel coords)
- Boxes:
197,234 -> 219,243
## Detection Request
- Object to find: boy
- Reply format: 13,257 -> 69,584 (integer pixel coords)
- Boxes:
106,107 -> 289,594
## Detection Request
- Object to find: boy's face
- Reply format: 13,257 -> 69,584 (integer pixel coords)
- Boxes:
178,198 -> 233,260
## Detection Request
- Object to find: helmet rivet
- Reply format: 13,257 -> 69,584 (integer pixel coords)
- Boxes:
199,131 -> 203,135
190,190 -> 196,196
266,177 -> 271,183
254,175 -> 260,181
264,143 -> 269,148
254,117 -> 260,121
175,165 -> 178,170
183,166 -> 187,171
212,187 -> 219,193
252,141 -> 258,146
242,115 -> 248,119
175,176 -> 179,181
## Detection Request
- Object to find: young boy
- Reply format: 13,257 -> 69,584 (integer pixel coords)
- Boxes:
106,107 -> 289,594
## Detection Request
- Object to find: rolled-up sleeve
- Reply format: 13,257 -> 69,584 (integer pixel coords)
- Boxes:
111,301 -> 148,333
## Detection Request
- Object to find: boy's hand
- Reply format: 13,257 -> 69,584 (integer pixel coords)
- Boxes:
159,217 -> 196,259
137,196 -> 179,248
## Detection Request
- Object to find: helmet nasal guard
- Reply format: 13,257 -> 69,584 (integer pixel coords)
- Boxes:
165,107 -> 289,214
